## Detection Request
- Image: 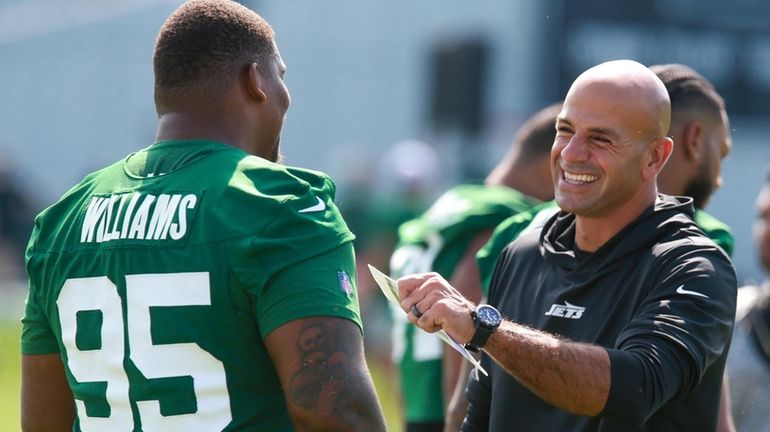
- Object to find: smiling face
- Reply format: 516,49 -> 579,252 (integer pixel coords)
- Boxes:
552,74 -> 668,218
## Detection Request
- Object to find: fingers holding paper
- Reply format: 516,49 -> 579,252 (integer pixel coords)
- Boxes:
397,272 -> 477,344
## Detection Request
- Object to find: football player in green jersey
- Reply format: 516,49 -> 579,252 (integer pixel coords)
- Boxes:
389,104 -> 559,432
20,1 -> 386,431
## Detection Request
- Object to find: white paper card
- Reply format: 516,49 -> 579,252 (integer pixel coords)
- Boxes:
368,264 -> 487,376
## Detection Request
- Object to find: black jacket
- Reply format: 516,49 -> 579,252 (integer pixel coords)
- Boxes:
464,195 -> 737,431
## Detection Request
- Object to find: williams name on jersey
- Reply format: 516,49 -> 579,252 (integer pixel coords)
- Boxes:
80,193 -> 198,243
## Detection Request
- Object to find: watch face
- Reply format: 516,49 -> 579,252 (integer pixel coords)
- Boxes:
476,305 -> 501,326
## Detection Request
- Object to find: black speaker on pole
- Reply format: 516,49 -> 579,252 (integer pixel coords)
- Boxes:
428,38 -> 489,136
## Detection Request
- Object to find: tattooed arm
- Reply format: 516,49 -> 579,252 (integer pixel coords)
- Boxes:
265,317 -> 386,432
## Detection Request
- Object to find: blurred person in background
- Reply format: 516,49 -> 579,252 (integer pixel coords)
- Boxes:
389,104 -> 559,432
649,63 -> 736,432
0,158 -> 36,281
20,1 -> 386,431
358,139 -> 443,305
651,63 -> 734,257
727,168 -> 770,431
399,60 -> 736,431
356,139 -> 443,361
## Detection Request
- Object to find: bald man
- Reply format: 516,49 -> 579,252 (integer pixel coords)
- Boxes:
397,60 -> 737,431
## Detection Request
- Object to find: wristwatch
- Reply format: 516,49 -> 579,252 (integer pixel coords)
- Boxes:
465,304 -> 502,352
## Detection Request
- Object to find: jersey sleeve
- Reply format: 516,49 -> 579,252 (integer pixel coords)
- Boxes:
476,214 -> 533,297
20,230 -> 60,355
21,289 -> 60,355
601,243 -> 737,423
477,202 -> 559,296
227,166 -> 360,337
694,210 -> 735,257
255,242 -> 361,338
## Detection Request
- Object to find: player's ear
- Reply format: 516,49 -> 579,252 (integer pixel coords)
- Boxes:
245,63 -> 267,103
680,121 -> 703,163
643,136 -> 673,181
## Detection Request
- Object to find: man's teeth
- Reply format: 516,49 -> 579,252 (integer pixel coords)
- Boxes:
564,172 -> 598,183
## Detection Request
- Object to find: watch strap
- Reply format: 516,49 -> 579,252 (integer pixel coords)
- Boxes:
467,323 -> 495,351
465,308 -> 498,351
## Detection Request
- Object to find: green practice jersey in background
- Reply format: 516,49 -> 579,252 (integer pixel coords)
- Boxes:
22,140 -> 361,431
694,208 -> 735,257
388,184 -> 540,423
476,200 -> 735,296
476,201 -> 560,295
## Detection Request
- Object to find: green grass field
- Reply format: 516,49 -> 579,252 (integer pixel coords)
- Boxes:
0,321 -> 402,432
0,321 -> 21,432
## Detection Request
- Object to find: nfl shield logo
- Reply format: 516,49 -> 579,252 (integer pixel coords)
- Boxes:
338,271 -> 354,296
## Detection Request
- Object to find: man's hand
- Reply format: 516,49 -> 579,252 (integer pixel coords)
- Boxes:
397,272 -> 477,344
400,273 -> 611,418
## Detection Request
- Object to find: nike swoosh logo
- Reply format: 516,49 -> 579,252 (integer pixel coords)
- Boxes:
298,196 -> 326,213
675,284 -> 709,299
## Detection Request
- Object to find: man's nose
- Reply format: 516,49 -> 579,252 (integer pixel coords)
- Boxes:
560,135 -> 591,163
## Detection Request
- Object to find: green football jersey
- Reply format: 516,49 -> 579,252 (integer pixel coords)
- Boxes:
476,201 -> 560,295
695,208 -> 735,257
21,140 -> 361,431
388,184 -> 540,422
476,203 -> 735,296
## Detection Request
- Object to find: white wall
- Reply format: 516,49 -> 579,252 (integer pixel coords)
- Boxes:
0,0 -> 184,202
257,0 -> 548,189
